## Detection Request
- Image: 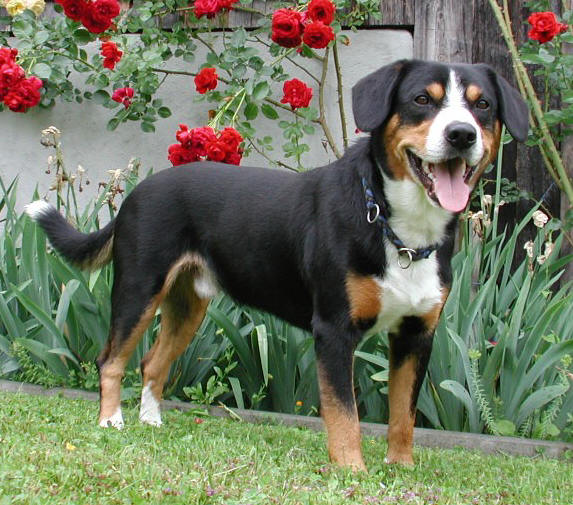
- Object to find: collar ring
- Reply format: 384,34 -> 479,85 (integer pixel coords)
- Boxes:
398,248 -> 416,269
366,204 -> 380,224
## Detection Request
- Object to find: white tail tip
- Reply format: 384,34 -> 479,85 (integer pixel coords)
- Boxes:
24,200 -> 53,221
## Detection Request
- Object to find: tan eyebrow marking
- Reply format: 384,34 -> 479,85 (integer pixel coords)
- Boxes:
426,82 -> 445,102
466,84 -> 483,102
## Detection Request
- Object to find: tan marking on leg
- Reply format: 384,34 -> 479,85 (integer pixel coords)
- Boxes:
420,288 -> 450,332
99,297 -> 161,425
386,355 -> 418,465
317,363 -> 366,471
345,273 -> 382,323
465,84 -> 483,103
140,269 -> 210,422
426,82 -> 445,102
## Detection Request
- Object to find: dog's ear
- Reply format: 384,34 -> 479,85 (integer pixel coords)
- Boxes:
486,66 -> 529,142
352,60 -> 406,132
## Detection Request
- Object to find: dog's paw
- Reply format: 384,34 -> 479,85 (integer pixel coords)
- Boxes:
139,383 -> 163,427
384,454 -> 414,466
99,408 -> 124,430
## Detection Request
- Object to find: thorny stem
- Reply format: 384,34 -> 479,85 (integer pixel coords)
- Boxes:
332,41 -> 348,150
488,0 -> 573,206
150,67 -> 317,121
254,36 -> 322,84
318,47 -> 342,159
247,139 -> 298,172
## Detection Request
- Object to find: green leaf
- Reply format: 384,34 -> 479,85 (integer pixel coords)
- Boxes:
141,121 -> 156,133
244,102 -> 259,120
107,118 -> 120,131
55,280 -> 80,333
491,419 -> 516,437
31,63 -> 51,80
33,30 -> 50,46
252,81 -> 270,101
12,19 -> 34,39
230,28 -> 248,48
92,89 -> 109,104
261,104 -> 279,120
229,377 -> 245,410
157,106 -> 171,118
73,28 -> 92,44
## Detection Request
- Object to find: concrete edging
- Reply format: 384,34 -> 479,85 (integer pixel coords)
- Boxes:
1,379 -> 572,460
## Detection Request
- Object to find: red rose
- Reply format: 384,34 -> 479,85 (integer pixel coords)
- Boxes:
528,12 -> 568,43
0,47 -> 18,66
56,0 -> 86,22
302,21 -> 335,49
101,41 -> 122,70
224,150 -> 242,165
189,126 -> 217,157
218,0 -> 239,9
111,87 -> 134,108
306,0 -> 336,25
194,0 -> 221,19
3,76 -> 43,113
81,0 -> 120,34
218,127 -> 243,152
168,143 -> 199,166
280,78 -> 313,109
206,140 -> 228,162
271,8 -> 304,48
0,62 -> 25,99
194,67 -> 218,94
175,124 -> 193,146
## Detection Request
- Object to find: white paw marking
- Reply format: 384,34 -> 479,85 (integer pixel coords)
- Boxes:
24,200 -> 53,220
139,382 -> 162,427
99,408 -> 124,429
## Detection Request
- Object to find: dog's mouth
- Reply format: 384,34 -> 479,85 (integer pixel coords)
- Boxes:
406,150 -> 477,213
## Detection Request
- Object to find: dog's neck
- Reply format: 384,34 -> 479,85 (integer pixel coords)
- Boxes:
368,140 -> 455,249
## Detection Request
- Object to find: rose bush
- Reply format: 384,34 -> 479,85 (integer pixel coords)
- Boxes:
0,0 -> 381,169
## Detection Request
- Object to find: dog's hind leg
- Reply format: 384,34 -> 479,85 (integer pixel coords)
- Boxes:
97,282 -> 162,429
313,319 -> 366,471
139,269 -> 210,426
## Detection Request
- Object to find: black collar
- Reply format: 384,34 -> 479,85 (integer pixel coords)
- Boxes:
363,153 -> 440,268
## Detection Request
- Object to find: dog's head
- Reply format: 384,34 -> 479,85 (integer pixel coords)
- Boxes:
352,60 -> 528,213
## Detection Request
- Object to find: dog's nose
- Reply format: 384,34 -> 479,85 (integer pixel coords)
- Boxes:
445,122 -> 477,150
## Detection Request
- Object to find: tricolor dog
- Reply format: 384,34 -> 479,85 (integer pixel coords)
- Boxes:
26,59 -> 528,470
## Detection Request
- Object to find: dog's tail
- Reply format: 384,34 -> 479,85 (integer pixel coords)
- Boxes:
25,200 -> 115,270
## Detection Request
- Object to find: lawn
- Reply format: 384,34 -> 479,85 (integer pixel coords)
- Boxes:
0,392 -> 571,505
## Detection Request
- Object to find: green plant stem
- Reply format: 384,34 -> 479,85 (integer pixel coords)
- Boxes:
332,41 -> 348,150
488,0 -> 573,205
318,48 -> 342,159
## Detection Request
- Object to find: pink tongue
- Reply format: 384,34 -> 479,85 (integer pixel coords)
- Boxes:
432,159 -> 470,212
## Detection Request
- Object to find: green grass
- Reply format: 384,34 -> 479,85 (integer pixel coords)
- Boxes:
0,393 -> 571,505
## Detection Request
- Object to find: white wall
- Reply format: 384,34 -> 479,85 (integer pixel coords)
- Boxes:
0,30 -> 412,210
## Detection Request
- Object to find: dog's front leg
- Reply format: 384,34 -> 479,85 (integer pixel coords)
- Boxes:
386,317 -> 435,465
314,319 -> 366,471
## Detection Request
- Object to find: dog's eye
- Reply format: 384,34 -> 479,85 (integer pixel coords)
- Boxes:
476,99 -> 489,110
414,95 -> 430,105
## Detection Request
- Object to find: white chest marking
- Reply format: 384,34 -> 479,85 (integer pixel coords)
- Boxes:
372,248 -> 443,333
371,176 -> 450,334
